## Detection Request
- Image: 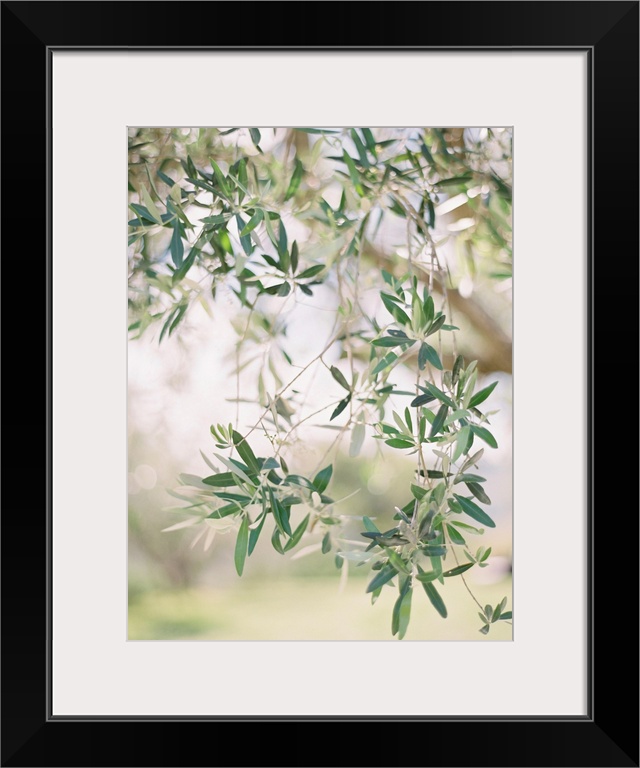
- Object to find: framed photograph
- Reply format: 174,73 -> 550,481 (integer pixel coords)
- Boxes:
2,2 -> 637,766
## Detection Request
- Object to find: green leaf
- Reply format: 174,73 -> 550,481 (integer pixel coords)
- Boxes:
157,169 -> 176,188
342,150 -> 364,196
423,294 -> 435,327
446,524 -> 466,546
381,293 -> 411,326
422,469 -> 452,479
436,174 -> 473,187
454,473 -> 487,484
169,218 -> 184,267
284,474 -> 316,490
271,525 -> 285,554
471,425 -> 498,449
419,343 -> 442,370
361,127 -> 377,152
415,570 -> 439,584
452,354 -> 464,384
233,215 -> 250,257
210,159 -> 231,199
479,624 -> 491,635
236,158 -> 248,200
429,404 -> 449,437
169,181 -> 182,205
268,488 -> 292,537
417,343 -> 428,370
330,394 -> 351,421
384,548 -> 411,574
444,409 -> 470,426
140,185 -> 164,224
363,516 -> 380,533
284,513 -> 310,552
321,531 -> 332,553
453,494 -> 496,528
449,520 -> 484,535
430,554 -> 444,584
420,141 -> 435,166
330,366 -> 351,391
202,472 -> 238,487
421,544 -> 447,557
421,581 -> 448,618
393,573 -> 411,624
213,454 -> 254,486
240,208 -> 263,237
391,592 -> 401,636
443,563 -> 474,578
366,565 -> 397,593
426,196 -> 436,228
420,382 -> 456,409
372,336 -> 413,348
410,393 -> 436,407
290,241 -> 299,274
186,154 -> 197,180
172,247 -> 197,284
129,203 -> 157,225
218,229 -> 233,254
279,503 -> 293,537
248,510 -> 266,555
313,464 -> 333,494
462,369 -> 478,410
249,127 -> 261,147
498,611 -> 512,621
231,431 -> 260,473
452,425 -> 471,462
213,491 -> 252,504
284,158 -> 304,202
234,516 -> 249,576
478,546 -> 492,562
469,381 -> 498,408
297,264 -> 325,280
428,479 -> 443,503
412,294 -> 425,331
426,315 -> 447,337
397,585 -> 413,640
350,128 -> 370,168
263,211 -> 278,248
385,438 -> 415,449
264,282 -> 291,296
372,352 -> 398,376
207,504 -> 241,519
465,482 -> 491,505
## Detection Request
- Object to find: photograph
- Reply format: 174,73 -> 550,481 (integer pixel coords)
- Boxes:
2,0 -> 632,758
127,126 -> 513,642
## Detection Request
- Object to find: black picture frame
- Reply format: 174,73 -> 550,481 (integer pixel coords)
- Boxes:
2,2 -> 638,766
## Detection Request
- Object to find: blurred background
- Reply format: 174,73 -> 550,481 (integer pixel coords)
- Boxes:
128,127 -> 512,641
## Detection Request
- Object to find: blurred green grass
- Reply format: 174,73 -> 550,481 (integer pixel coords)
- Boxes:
128,575 -> 512,642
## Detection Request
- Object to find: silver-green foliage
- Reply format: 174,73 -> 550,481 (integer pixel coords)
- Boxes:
128,127 -> 512,638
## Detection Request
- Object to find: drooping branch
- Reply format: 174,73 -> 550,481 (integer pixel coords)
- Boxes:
362,245 -> 512,374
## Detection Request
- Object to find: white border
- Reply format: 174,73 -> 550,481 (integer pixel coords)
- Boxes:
52,51 -> 587,716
